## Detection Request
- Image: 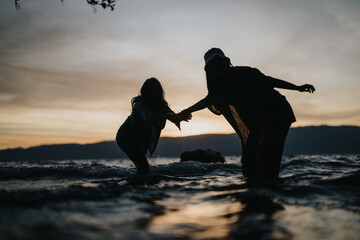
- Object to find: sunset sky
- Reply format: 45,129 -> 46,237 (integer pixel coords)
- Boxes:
0,0 -> 359,149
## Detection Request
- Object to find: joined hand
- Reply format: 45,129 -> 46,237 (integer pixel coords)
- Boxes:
166,112 -> 192,130
178,110 -> 192,122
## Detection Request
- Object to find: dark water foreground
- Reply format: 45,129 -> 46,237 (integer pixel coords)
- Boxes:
0,155 -> 359,240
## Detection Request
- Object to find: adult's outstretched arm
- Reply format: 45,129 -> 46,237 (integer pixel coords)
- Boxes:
268,76 -> 315,93
179,95 -> 211,119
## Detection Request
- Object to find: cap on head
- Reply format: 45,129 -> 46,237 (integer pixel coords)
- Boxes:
204,48 -> 229,65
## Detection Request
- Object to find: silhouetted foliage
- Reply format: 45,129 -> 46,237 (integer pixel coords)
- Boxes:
87,0 -> 116,12
15,0 -> 116,12
15,0 -> 21,10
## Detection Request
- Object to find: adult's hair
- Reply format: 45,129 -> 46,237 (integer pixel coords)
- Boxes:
131,78 -> 168,111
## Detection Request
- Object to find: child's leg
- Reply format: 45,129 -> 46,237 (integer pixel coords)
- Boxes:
122,144 -> 149,176
116,130 -> 149,176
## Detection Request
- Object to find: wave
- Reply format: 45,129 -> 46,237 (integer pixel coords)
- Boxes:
1,156 -> 358,212
0,161 -> 241,181
268,169 -> 360,212
150,161 -> 241,176
0,165 -> 132,180
203,168 -> 360,213
0,181 -> 132,206
281,157 -> 358,170
315,169 -> 360,187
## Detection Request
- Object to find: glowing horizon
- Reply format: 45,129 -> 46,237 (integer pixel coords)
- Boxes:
0,0 -> 359,149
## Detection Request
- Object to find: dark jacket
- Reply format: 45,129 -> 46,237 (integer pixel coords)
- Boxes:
117,98 -> 174,155
206,66 -> 296,149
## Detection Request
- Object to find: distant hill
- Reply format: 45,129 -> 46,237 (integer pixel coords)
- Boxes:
0,126 -> 359,161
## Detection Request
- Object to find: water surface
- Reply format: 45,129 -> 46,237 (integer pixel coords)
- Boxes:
0,155 -> 359,239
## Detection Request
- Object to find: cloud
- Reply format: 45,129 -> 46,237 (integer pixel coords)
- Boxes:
0,0 -> 359,148
0,64 -> 140,109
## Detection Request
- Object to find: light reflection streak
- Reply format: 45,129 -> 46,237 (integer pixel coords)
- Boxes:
148,194 -> 244,239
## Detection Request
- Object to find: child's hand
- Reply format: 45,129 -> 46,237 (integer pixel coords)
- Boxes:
166,113 -> 179,122
175,121 -> 181,130
166,113 -> 182,130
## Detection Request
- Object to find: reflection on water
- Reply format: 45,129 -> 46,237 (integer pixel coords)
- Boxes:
274,206 -> 360,240
149,194 -> 243,239
147,186 -> 291,240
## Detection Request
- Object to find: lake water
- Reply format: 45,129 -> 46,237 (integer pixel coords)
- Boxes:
0,154 -> 359,240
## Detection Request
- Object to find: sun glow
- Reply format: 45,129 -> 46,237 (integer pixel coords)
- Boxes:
162,111 -> 235,137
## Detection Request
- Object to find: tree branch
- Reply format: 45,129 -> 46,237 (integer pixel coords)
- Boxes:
15,0 -> 116,11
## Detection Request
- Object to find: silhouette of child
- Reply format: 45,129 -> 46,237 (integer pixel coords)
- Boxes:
116,78 -> 188,176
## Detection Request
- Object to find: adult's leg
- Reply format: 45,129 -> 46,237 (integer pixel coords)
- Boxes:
241,130 -> 260,180
256,119 -> 291,180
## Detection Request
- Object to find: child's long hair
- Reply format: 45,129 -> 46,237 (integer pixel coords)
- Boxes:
131,78 -> 168,112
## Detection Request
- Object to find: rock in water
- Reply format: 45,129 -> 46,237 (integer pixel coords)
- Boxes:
180,149 -> 225,163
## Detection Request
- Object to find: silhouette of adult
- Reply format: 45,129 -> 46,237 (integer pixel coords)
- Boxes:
180,48 -> 315,181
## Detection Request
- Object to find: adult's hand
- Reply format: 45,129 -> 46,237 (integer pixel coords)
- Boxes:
298,84 -> 315,93
178,110 -> 192,121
